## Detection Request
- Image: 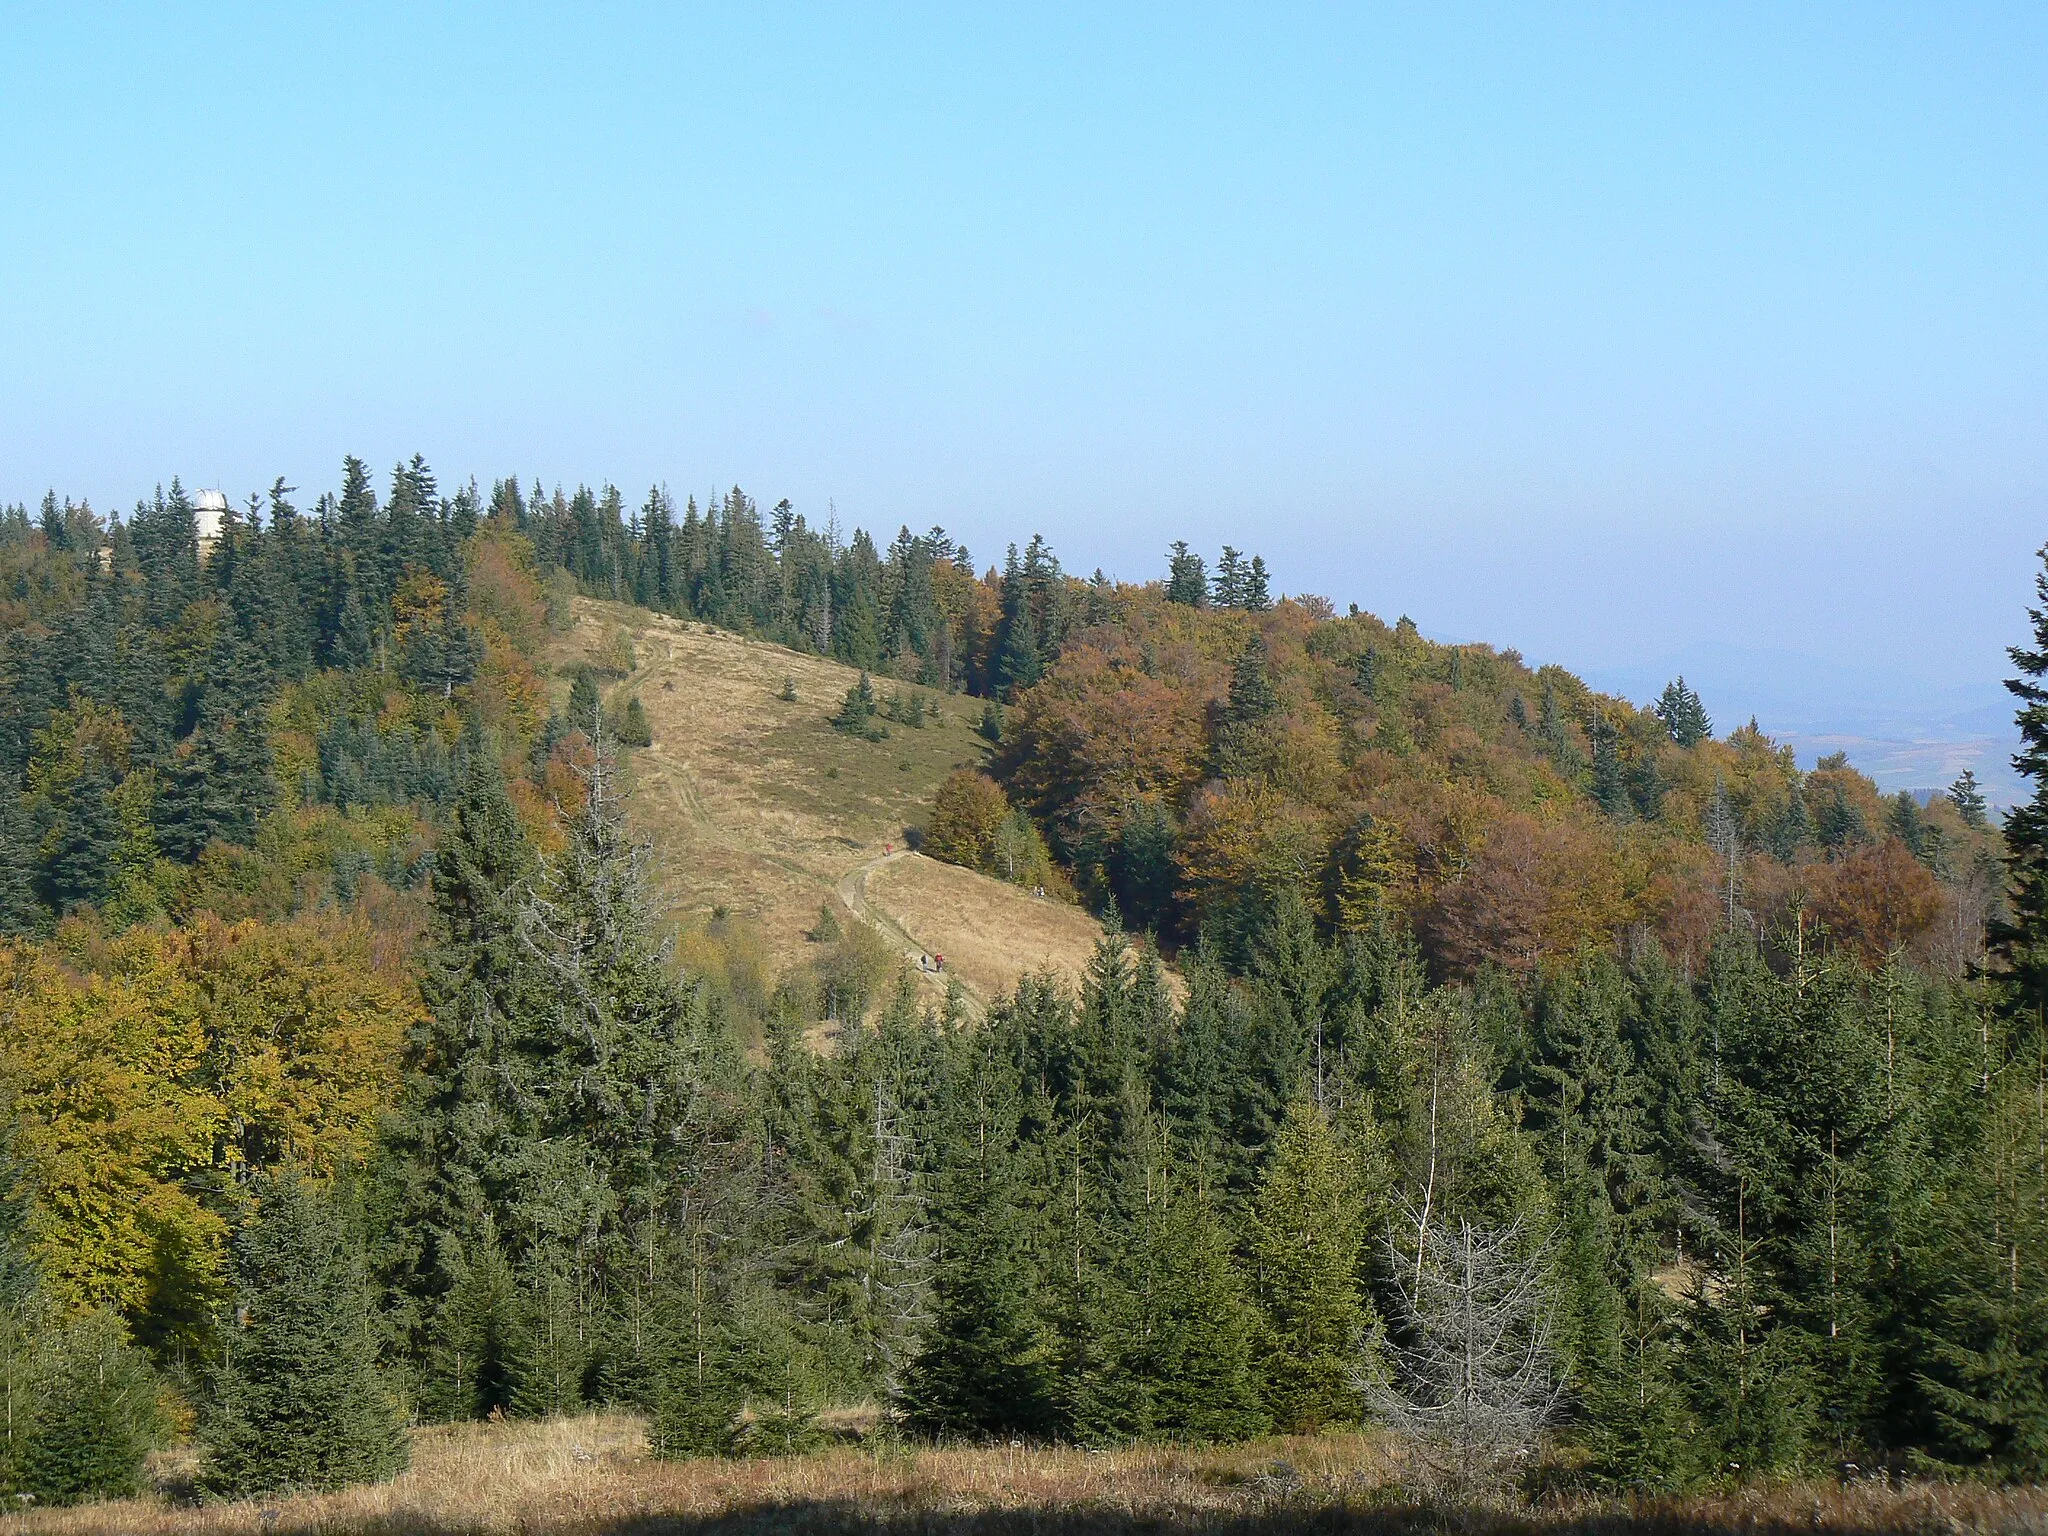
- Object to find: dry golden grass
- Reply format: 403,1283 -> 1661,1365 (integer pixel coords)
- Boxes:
551,602 -> 1124,1011
13,1414 -> 2048,1536
857,854 -> 1144,1007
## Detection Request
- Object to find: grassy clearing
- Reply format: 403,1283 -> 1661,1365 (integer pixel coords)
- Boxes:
860,854 -> 1138,1006
551,602 -> 1109,1005
12,1414 -> 2048,1536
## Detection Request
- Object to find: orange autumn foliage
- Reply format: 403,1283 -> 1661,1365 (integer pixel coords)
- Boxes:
985,581 -> 1997,979
1806,839 -> 1948,967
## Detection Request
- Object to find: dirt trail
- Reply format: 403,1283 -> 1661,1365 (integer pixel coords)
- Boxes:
836,851 -> 985,1011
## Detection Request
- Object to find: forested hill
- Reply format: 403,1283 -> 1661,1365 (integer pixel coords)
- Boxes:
1,461 -> 2000,974
0,458 -> 2043,1506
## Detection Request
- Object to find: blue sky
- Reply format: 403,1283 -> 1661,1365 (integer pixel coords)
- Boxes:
3,5 -> 2043,796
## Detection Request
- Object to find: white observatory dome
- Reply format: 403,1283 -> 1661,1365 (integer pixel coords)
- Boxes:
194,489 -> 229,543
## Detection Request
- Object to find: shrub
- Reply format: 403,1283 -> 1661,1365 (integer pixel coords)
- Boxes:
831,673 -> 887,740
925,769 -> 1009,873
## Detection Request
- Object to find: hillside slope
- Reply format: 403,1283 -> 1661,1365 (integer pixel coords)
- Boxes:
552,598 -> 1110,1005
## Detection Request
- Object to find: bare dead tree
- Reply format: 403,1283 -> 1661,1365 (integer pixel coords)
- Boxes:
1359,1211 -> 1562,1504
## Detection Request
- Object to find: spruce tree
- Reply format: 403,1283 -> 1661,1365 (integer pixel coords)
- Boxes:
1247,1097 -> 1372,1433
617,695 -> 652,747
566,669 -> 602,733
1149,1189 -> 1269,1441
1242,554 -> 1273,612
1947,768 -> 1990,830
511,735 -> 755,1412
379,742 -> 541,1379
0,786 -> 39,935
202,1171 -> 408,1497
1164,542 -> 1208,607
1589,717 -> 1630,816
2000,546 -> 2048,1020
651,1293 -> 745,1457
429,1236 -> 518,1422
831,672 -> 883,738
992,546 -> 1043,699
901,1036 -> 1055,1439
1653,676 -> 1711,748
156,627 -> 276,861
1211,547 -> 1245,609
17,1312 -> 165,1507
1212,634 -> 1282,782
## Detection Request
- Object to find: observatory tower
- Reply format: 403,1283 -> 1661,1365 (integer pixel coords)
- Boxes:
194,488 -> 229,562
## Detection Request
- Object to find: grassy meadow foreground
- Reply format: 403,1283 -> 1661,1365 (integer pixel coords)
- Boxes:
12,1416 -> 2048,1536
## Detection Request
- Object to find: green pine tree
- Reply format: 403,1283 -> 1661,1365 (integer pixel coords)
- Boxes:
902,1036 -> 1056,1439
202,1171 -> 409,1498
1149,1188 -> 1269,1442
377,742 -> 541,1386
1246,1097 -> 1373,1433
428,1235 -> 519,1422
566,669 -> 602,733
1999,546 -> 2048,1020
0,786 -> 40,935
16,1311 -> 166,1507
1164,542 -> 1208,607
1242,555 -> 1273,612
1654,676 -> 1712,748
1947,768 -> 1990,830
36,758 -> 120,913
832,672 -> 885,739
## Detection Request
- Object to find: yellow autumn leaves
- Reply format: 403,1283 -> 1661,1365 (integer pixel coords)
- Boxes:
0,915 -> 416,1339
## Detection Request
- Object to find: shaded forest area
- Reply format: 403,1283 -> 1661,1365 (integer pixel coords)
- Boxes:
0,460 -> 2042,1514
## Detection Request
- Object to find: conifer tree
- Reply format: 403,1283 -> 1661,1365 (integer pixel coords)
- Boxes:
17,1312 -> 165,1507
1999,548 -> 2048,1020
35,757 -> 119,913
1247,1097 -> 1373,1433
1242,554 -> 1273,612
617,695 -> 652,747
1589,717 -> 1630,816
993,548 -> 1043,699
1947,768 -> 1990,829
1211,547 -> 1245,609
1365,1215 -> 1561,1501
1537,679 -> 1580,772
0,786 -> 41,935
1654,676 -> 1711,748
902,1035 -> 1056,1439
1164,542 -> 1208,606
566,669 -> 602,733
832,672 -> 884,739
1212,634 -> 1282,782
379,742 -> 541,1374
156,627 -> 275,861
1149,1188 -> 1269,1441
203,1171 -> 409,1497
429,1235 -> 518,1422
